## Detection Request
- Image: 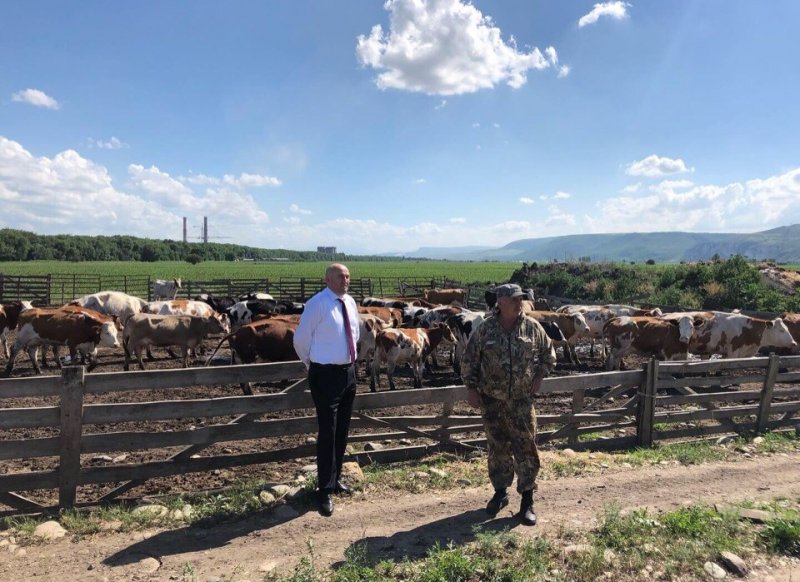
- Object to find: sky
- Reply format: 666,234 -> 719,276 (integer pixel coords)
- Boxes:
2,0 -> 799,254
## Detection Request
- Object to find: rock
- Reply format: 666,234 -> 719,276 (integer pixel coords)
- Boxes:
562,448 -> 577,458
170,510 -> 184,520
340,461 -> 365,483
364,442 -> 384,451
305,437 -> 317,445
429,468 -> 447,479
719,552 -> 747,577
8,543 -> 17,553
16,548 -> 26,557
0,540 -> 8,548
259,491 -> 276,505
716,435 -> 736,445
286,486 -> 305,501
704,561 -> 727,579
621,462 -> 632,468
399,439 -> 412,445
752,436 -> 764,445
222,447 -> 233,454
136,556 -> 161,574
132,504 -> 168,518
456,478 -> 472,486
181,504 -> 193,518
562,544 -> 593,557
274,505 -> 300,520
111,454 -> 128,463
258,560 -> 279,573
413,471 -> 430,480
91,455 -> 113,463
294,475 -> 306,484
599,463 -> 609,469
301,464 -> 317,474
33,521 -> 67,540
268,484 -> 291,497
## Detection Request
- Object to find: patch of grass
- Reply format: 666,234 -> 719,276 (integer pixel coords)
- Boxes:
753,430 -> 800,454
362,453 -> 488,494
624,440 -> 729,466
761,516 -> 800,556
547,457 -> 593,477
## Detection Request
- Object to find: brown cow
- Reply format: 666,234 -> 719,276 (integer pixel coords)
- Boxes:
423,288 -> 466,305
0,301 -> 33,360
123,313 -> 228,370
5,308 -> 120,375
604,315 -> 700,370
206,316 -> 300,366
357,306 -> 402,327
525,309 -> 590,364
371,323 -> 457,391
781,312 -> 800,354
35,306 -> 122,368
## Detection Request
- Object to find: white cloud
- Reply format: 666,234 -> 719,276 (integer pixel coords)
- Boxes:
289,203 -> 312,215
545,205 -> 576,226
87,136 -> 128,150
283,216 -> 301,225
472,122 -> 480,128
620,182 -> 641,194
180,172 -> 281,188
356,0 -> 560,95
492,220 -> 531,232
434,99 -> 447,110
493,123 -> 501,129
558,65 -> 571,78
449,217 -> 466,223
626,154 -> 692,177
414,178 -> 427,184
519,197 -> 535,205
554,191 -> 571,199
578,2 -> 630,28
11,88 -> 60,110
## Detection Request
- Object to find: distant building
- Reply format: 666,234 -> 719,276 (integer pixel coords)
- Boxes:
317,246 -> 337,255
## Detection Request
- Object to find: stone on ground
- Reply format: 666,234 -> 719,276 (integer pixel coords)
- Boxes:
340,461 -> 365,482
32,521 -> 67,541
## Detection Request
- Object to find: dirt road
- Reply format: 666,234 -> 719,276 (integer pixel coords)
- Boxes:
3,453 -> 800,581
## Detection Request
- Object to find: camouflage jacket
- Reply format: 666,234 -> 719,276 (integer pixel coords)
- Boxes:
461,313 -> 556,401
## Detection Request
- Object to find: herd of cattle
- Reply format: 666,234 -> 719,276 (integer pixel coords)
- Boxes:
1,286 -> 799,389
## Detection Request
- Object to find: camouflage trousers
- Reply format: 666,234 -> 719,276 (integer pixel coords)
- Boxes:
480,394 -> 540,493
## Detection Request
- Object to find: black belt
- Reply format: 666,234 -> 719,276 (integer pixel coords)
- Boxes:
310,362 -> 354,369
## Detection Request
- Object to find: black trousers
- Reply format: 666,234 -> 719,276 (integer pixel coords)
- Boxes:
308,363 -> 357,493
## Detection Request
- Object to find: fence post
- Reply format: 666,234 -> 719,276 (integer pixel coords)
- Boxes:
59,366 -> 85,510
147,276 -> 152,301
45,274 -> 52,306
568,388 -> 585,447
0,273 -> 4,303
757,353 -> 780,434
636,359 -> 657,447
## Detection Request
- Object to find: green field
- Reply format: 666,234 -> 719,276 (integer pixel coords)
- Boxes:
0,260 -> 518,284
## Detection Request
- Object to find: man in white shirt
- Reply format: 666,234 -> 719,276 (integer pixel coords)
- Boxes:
293,263 -> 360,516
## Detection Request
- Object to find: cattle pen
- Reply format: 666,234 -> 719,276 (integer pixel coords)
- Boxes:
1,355 -> 799,514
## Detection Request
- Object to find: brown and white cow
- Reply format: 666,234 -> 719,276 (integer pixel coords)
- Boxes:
780,312 -> 800,354
446,311 -> 485,374
69,291 -> 147,324
123,313 -> 228,370
423,288 -> 466,305
40,305 -> 123,367
371,323 -> 457,391
356,314 -> 390,378
525,309 -> 590,364
205,315 -> 300,366
687,312 -> 797,359
357,306 -> 403,328
604,315 -> 701,370
5,308 -> 120,375
0,301 -> 33,360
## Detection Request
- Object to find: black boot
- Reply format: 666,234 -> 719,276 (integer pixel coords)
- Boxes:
485,488 -> 509,516
519,490 -> 536,526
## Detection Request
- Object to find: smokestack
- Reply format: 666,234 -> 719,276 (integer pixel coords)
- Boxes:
183,217 -> 187,243
203,216 -> 208,244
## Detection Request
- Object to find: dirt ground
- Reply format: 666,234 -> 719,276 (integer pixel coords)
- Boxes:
1,453 -> 798,581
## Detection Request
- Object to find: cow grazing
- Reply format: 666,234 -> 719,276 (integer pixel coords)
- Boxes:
525,310 -> 590,364
687,312 -> 797,359
0,301 -> 33,360
6,309 -> 120,375
124,313 -> 228,370
604,315 -> 702,370
371,323 -> 457,391
152,278 -> 182,300
423,288 -> 466,306
70,291 -> 147,325
206,316 -> 300,366
358,306 -> 403,328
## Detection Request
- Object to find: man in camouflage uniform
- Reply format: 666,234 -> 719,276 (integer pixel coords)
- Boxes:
461,283 -> 556,525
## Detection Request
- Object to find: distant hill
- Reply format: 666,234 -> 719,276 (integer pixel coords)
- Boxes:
405,225 -> 800,263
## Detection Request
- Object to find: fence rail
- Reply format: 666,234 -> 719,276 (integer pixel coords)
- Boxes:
1,355 -> 799,513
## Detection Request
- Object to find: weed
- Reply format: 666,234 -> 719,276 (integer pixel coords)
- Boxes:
761,516 -> 800,556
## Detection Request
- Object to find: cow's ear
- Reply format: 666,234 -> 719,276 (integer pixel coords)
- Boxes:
767,320 -> 775,328
693,318 -> 705,327
667,319 -> 679,326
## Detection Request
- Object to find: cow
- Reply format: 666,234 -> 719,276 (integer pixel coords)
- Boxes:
226,299 -> 278,331
402,305 -> 431,327
423,288 -> 466,306
70,291 -> 147,324
238,292 -> 274,302
687,312 -> 797,359
416,305 -> 465,367
0,301 -> 33,360
525,310 -> 590,364
780,312 -> 800,354
446,311 -> 485,374
5,309 -> 120,375
604,315 -> 704,370
194,293 -> 237,314
361,297 -> 435,309
485,288 -> 539,310
123,313 -> 228,370
152,278 -> 182,300
356,314 -> 390,379
357,306 -> 403,328
274,301 -> 305,315
371,323 -> 457,391
205,316 -> 300,366
142,300 -> 230,359
41,305 -> 123,367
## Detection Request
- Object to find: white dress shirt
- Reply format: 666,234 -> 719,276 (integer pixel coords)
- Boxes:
293,287 -> 361,368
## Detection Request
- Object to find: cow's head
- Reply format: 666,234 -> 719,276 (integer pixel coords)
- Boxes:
174,278 -> 182,288
764,317 -> 797,351
571,313 -> 590,335
99,321 -> 121,349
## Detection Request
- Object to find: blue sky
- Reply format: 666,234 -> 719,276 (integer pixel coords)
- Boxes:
2,1 -> 799,253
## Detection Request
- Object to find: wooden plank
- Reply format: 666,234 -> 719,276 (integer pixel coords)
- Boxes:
674,384 -> 740,432
0,375 -> 61,399
59,367 -> 85,509
656,391 -> 764,406
658,375 -> 766,389
637,359 -> 656,447
778,355 -> 800,367
654,404 -> 761,423
0,436 -> 60,460
0,406 -> 61,429
757,353 -> 781,433
568,388 -> 584,447
775,372 -> 800,383
82,361 -> 307,394
355,412 -> 479,454
82,385 -> 468,425
653,423 -> 755,441
658,358 -> 768,374
0,492 -> 45,512
540,370 -> 643,394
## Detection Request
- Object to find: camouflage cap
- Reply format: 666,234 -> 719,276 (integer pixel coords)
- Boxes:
495,283 -> 525,298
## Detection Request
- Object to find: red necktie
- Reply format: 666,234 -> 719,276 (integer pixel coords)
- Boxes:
338,298 -> 356,364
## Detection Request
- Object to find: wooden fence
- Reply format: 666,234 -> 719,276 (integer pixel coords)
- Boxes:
1,355 -> 799,513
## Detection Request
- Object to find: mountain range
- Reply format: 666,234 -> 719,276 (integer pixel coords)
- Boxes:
400,225 -> 800,263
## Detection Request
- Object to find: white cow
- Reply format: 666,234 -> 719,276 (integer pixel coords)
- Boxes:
69,291 -> 147,324
152,278 -> 182,300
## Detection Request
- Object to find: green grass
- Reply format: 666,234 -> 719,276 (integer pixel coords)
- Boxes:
0,260 -> 517,283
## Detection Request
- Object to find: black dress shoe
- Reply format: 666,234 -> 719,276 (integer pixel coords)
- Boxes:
318,493 -> 334,516
334,481 -> 353,496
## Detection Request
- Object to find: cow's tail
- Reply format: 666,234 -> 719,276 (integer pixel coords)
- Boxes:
205,331 -> 236,366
